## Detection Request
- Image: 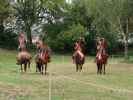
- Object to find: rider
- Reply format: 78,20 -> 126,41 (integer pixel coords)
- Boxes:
72,39 -> 84,63
79,37 -> 86,54
95,37 -> 108,62
18,32 -> 26,51
36,39 -> 51,62
96,36 -> 101,52
101,38 -> 107,56
96,39 -> 103,59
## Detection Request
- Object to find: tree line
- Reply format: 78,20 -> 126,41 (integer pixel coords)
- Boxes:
0,0 -> 133,57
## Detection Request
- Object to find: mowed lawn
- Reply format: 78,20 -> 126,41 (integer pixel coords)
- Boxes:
0,49 -> 133,100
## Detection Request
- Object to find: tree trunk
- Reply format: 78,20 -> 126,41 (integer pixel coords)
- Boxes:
26,25 -> 32,44
0,20 -> 4,32
124,18 -> 129,59
124,36 -> 128,59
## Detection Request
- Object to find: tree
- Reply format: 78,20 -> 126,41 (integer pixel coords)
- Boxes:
0,0 -> 12,25
106,0 -> 133,58
83,0 -> 133,57
14,0 -> 69,44
14,0 -> 42,43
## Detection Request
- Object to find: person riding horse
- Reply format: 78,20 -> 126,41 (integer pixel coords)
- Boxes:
95,37 -> 109,74
35,39 -> 51,74
79,37 -> 86,54
72,38 -> 85,72
16,47 -> 31,72
95,37 -> 108,63
18,32 -> 26,52
101,38 -> 108,57
36,39 -> 51,63
72,39 -> 84,63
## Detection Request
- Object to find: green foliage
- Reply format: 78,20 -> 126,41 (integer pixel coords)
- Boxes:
0,0 -> 12,24
0,25 -> 17,49
46,23 -> 86,53
40,0 -> 124,54
14,0 -> 41,43
1,0 -> 133,56
0,0 -> 9,12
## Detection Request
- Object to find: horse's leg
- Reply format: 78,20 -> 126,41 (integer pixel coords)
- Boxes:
97,63 -> 99,74
80,64 -> 83,72
28,61 -> 30,70
21,64 -> 23,72
103,64 -> 106,74
36,62 -> 39,72
44,63 -> 47,75
38,63 -> 41,73
79,65 -> 81,72
41,64 -> 44,75
76,64 -> 78,72
81,57 -> 85,71
24,63 -> 27,72
99,64 -> 102,74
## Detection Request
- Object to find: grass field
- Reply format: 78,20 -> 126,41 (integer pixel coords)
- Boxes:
0,49 -> 133,100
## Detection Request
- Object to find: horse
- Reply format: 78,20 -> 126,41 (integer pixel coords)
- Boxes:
96,51 -> 108,74
16,51 -> 32,72
73,51 -> 85,72
35,48 -> 50,75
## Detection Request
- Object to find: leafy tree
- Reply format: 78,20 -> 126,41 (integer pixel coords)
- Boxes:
49,23 -> 86,52
103,0 -> 133,58
14,0 -> 69,44
0,27 -> 17,49
81,0 -> 133,57
0,0 -> 11,25
14,0 -> 42,43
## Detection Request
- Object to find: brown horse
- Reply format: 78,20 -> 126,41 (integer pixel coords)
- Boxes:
35,48 -> 50,75
96,51 -> 108,74
73,52 -> 85,72
16,51 -> 32,72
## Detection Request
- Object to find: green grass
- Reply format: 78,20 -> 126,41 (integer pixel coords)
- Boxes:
0,49 -> 133,100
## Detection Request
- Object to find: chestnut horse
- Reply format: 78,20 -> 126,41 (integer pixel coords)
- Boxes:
35,48 -> 50,75
16,51 -> 31,72
96,51 -> 108,74
73,52 -> 85,72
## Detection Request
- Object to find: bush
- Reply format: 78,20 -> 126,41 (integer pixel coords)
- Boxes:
47,23 -> 86,53
0,26 -> 17,49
